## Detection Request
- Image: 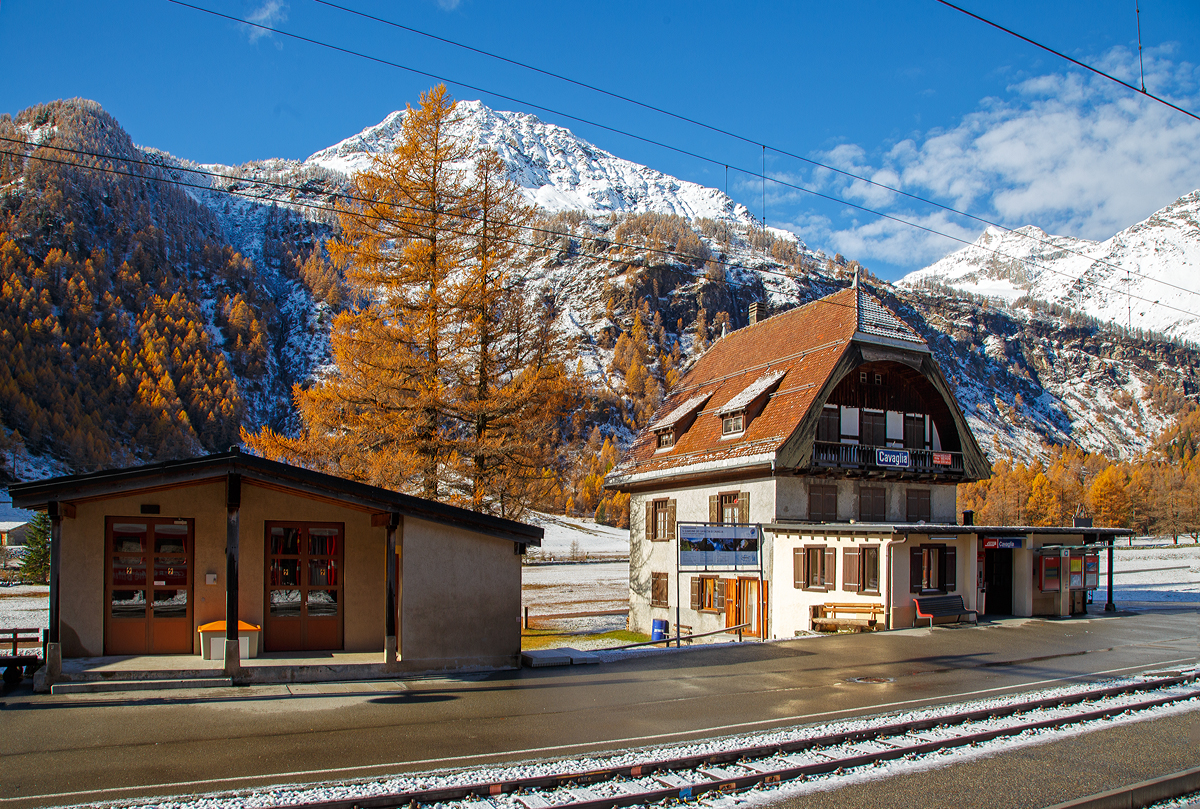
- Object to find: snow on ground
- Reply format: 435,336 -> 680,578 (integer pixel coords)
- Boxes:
525,513 -> 629,560
522,561 -> 629,638
0,584 -> 47,631
1099,541 -> 1200,605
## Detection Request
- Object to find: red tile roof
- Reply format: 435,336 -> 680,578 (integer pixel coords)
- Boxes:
610,287 -> 879,483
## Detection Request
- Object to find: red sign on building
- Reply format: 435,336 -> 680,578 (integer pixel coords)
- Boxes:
933,452 -> 952,466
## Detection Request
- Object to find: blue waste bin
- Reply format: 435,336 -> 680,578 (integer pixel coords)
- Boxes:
651,618 -> 669,641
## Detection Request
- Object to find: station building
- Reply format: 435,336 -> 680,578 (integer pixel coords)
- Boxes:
8,450 -> 540,686
605,284 -> 1128,640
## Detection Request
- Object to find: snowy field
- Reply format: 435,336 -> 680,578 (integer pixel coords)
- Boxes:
0,584 -> 48,631
525,513 -> 629,561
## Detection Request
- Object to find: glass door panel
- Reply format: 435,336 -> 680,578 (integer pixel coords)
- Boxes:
106,518 -> 193,655
264,522 -> 344,652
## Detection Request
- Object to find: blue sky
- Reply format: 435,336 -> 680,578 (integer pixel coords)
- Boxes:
3,0 -> 1200,279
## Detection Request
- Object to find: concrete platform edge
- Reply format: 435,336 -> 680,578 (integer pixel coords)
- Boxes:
1044,764 -> 1200,809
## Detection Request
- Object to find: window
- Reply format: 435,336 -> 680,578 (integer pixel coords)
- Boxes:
861,546 -> 880,593
906,489 -> 931,523
809,485 -> 837,522
859,486 -> 886,522
721,493 -> 739,524
910,544 -> 957,593
647,498 -> 675,541
690,575 -> 724,612
722,412 -> 745,435
710,491 -> 749,524
650,572 -> 669,608
656,430 -> 674,450
818,406 -> 839,442
860,411 -> 886,446
795,545 -> 834,590
904,414 -> 926,449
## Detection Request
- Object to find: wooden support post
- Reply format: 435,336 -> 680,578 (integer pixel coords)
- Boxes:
46,501 -> 62,679
385,512 -> 400,666
224,474 -> 242,675
1105,540 -> 1116,612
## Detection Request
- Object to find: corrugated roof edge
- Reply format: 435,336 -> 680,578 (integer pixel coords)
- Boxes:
7,449 -> 542,546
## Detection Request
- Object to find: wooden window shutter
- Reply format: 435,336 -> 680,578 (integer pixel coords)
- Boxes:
709,494 -> 720,523
843,547 -> 860,590
666,499 -> 677,540
715,578 -> 726,612
793,548 -> 803,589
824,547 -> 836,590
944,546 -> 957,591
910,547 -> 923,593
739,491 -> 750,524
725,579 -> 739,628
690,577 -> 701,610
645,500 -> 655,540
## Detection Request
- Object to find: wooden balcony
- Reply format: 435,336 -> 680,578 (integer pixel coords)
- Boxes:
810,441 -> 965,477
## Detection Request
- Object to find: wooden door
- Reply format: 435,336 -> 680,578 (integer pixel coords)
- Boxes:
105,518 -> 194,655
264,522 -> 344,652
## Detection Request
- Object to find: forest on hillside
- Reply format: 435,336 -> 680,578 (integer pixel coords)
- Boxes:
1,97 -> 1198,532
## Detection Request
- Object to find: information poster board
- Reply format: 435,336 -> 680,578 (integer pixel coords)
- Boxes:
1068,556 -> 1084,589
1084,555 -> 1099,589
678,523 -> 759,569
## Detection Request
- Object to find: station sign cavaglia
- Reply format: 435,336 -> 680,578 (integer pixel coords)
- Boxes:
678,523 -> 759,568
875,448 -> 910,468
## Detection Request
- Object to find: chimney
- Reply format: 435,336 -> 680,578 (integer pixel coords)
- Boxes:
748,302 -> 761,326
961,510 -> 974,527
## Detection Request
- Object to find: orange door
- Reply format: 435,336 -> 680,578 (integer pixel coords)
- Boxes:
105,518 -> 194,655
264,522 -> 344,652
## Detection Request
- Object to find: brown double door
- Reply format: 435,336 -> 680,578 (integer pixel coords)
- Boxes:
105,517 -> 194,655
264,522 -> 344,652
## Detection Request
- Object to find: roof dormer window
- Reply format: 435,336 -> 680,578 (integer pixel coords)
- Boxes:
716,369 -> 785,439
647,392 -> 710,451
656,430 -> 675,450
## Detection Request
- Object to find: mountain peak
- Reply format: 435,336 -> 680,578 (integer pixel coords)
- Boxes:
303,100 -> 754,224
899,190 -> 1200,345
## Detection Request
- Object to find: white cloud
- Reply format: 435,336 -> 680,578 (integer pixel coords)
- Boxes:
245,0 -> 288,43
810,46 -> 1200,270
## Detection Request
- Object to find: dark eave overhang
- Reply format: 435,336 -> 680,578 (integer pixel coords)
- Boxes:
763,521 -> 1133,538
8,450 -> 542,546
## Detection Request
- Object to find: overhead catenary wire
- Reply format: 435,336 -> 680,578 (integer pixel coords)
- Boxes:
933,0 -> 1200,123
304,0 -> 1200,303
3,135 -> 1198,328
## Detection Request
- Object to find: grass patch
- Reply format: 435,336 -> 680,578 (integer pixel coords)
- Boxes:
522,628 -> 649,650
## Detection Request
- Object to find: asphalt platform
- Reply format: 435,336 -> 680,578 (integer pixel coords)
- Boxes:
0,607 -> 1197,809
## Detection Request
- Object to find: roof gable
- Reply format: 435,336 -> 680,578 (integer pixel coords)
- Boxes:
7,450 -> 542,545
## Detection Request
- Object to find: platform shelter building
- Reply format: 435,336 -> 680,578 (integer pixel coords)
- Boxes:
9,450 -> 541,687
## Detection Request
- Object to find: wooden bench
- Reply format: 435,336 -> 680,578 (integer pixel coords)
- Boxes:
913,595 -> 978,627
811,602 -> 886,632
0,627 -> 43,685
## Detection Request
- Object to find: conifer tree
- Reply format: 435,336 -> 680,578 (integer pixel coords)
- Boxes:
246,86 -> 575,516
20,511 -> 50,584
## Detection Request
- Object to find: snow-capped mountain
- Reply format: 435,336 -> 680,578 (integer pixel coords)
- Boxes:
900,191 -> 1200,345
304,100 -> 754,223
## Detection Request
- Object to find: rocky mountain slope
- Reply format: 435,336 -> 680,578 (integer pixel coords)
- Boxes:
900,192 -> 1200,346
1,97 -> 1196,484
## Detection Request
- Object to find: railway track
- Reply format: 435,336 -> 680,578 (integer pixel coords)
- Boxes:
251,674 -> 1200,809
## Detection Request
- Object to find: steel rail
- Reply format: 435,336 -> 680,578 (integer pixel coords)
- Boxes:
246,674 -> 1199,809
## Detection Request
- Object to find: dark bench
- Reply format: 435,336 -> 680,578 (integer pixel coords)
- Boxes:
0,627 -> 43,684
913,595 -> 977,627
